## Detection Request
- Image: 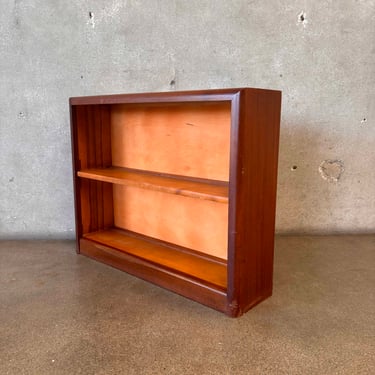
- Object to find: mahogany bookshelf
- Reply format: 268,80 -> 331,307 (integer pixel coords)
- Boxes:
70,88 -> 281,317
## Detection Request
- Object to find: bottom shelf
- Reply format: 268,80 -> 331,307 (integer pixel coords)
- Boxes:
82,228 -> 227,290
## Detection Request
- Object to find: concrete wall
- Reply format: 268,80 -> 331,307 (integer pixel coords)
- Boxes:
1,0 -> 374,239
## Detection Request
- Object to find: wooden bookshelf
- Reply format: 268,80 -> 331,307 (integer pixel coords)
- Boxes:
70,88 -> 281,316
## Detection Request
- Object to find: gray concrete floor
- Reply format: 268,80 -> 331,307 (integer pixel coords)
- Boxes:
0,236 -> 374,375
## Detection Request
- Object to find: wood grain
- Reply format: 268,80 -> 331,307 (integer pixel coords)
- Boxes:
113,185 -> 228,259
79,238 -> 228,313
77,167 -> 228,203
83,229 -> 227,290
226,88 -> 282,316
72,105 -> 113,236
111,102 -> 231,181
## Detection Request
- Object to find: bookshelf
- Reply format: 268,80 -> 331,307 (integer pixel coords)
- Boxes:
70,88 -> 281,316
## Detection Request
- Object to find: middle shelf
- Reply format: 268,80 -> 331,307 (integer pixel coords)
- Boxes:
77,167 -> 229,203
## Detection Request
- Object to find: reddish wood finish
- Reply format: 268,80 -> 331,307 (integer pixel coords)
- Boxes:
83,228 -> 227,289
227,89 -> 282,316
78,167 -> 229,203
79,238 -> 228,313
70,88 -> 281,317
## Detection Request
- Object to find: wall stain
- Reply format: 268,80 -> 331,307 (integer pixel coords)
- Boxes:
297,11 -> 308,27
88,11 -> 95,28
13,0 -> 21,28
319,160 -> 344,182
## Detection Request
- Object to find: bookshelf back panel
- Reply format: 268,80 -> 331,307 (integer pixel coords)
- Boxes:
110,102 -> 231,181
113,185 -> 228,259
